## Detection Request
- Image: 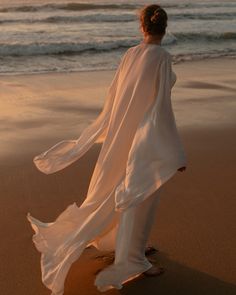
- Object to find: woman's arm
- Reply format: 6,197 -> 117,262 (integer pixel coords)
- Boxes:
156,51 -> 187,171
33,50 -> 129,174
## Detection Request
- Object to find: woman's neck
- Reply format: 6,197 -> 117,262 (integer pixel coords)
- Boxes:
143,34 -> 163,45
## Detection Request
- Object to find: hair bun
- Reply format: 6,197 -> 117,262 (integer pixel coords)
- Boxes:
150,8 -> 160,23
139,4 -> 168,36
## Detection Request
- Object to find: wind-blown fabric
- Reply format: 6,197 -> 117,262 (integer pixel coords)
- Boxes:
27,42 -> 187,295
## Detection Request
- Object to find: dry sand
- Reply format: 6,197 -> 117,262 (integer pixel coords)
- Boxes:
0,57 -> 236,295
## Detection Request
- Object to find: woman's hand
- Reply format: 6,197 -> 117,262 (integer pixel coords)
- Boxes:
177,166 -> 186,172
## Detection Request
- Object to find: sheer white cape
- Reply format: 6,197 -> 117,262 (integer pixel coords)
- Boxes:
27,43 -> 187,295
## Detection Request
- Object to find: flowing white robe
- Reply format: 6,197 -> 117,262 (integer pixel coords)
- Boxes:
27,42 -> 187,295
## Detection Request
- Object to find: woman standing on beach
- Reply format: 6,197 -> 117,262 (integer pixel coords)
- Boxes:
27,4 -> 186,295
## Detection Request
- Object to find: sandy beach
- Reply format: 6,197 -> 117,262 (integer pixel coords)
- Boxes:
0,57 -> 236,295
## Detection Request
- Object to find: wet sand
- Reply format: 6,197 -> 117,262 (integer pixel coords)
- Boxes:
0,57 -> 236,295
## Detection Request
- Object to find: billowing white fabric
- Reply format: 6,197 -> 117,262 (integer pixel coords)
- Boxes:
27,42 -> 187,295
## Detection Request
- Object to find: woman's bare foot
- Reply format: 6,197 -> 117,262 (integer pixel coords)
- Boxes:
143,265 -> 165,276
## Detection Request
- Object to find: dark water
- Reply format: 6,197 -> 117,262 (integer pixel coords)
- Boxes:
0,0 -> 235,74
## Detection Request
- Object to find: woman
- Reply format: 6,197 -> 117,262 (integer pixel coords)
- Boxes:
27,4 -> 187,295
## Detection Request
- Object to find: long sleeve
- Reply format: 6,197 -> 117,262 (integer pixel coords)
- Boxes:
33,51 -> 129,175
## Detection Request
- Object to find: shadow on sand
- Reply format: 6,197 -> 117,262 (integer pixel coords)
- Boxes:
66,247 -> 236,295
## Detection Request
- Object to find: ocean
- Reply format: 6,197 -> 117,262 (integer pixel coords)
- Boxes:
0,0 -> 235,75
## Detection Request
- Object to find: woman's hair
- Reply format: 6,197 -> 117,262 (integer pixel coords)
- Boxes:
139,4 -> 168,36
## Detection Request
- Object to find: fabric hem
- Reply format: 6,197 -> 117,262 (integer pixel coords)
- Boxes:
94,262 -> 153,292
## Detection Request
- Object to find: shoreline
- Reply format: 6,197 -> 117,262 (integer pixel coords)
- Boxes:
0,55 -> 235,78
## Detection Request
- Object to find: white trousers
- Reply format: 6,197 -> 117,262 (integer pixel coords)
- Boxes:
95,187 -> 162,291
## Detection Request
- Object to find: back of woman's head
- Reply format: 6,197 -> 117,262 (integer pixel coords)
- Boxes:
139,4 -> 168,36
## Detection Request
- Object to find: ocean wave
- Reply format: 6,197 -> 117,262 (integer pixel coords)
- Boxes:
0,13 -> 136,24
174,31 -> 236,42
0,39 -> 139,57
0,3 -> 140,13
0,31 -> 234,58
173,49 -> 236,64
171,12 -> 236,21
181,1 -> 236,8
1,11 -> 236,25
0,35 -> 176,57
1,1 -> 235,14
45,13 -> 135,23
